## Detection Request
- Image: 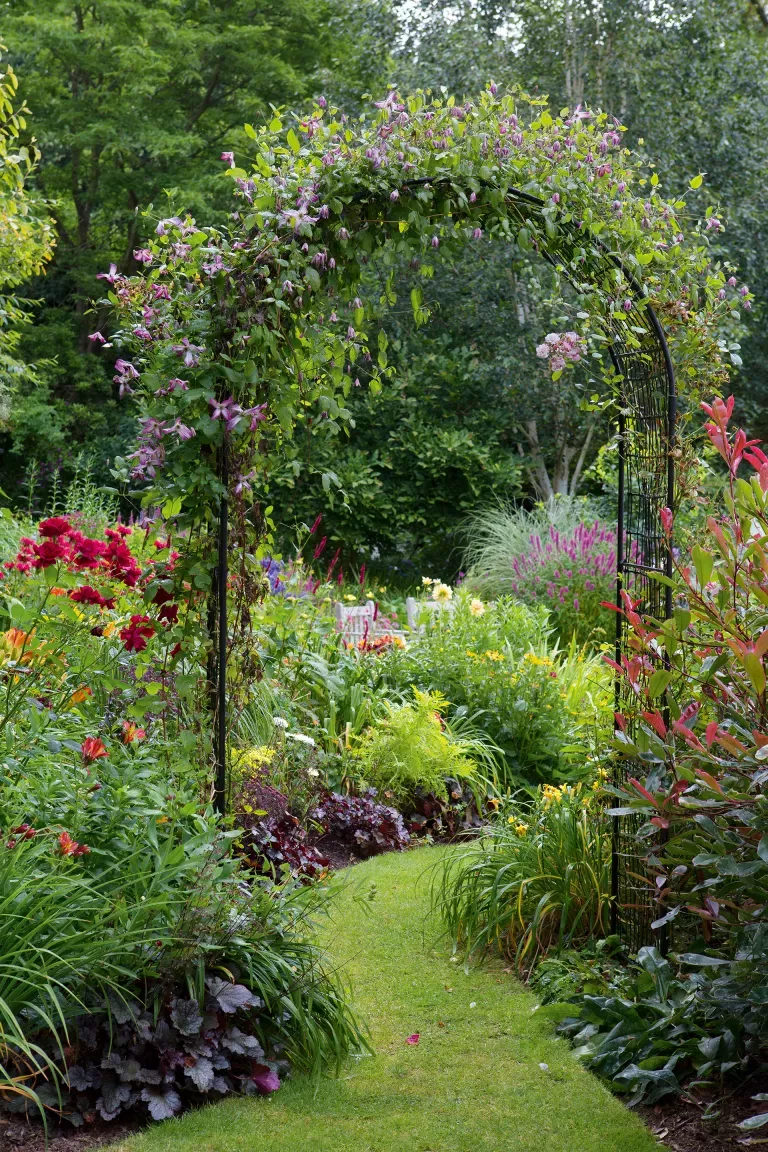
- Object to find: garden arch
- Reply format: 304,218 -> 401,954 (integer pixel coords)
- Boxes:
111,87 -> 734,946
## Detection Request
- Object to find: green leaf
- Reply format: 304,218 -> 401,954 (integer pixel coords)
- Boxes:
648,669 -> 673,698
286,128 -> 301,154
689,174 -> 704,189
691,544 -> 714,589
744,651 -> 766,695
738,1113 -> 768,1131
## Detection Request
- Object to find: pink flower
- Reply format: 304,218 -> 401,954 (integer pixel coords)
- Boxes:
133,248 -> 153,264
221,151 -> 235,167
405,1033 -> 420,1045
96,263 -> 121,283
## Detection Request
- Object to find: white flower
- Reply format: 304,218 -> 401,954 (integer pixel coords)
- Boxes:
272,716 -> 289,729
421,575 -> 436,586
469,598 -> 485,617
307,767 -> 320,778
432,582 -> 453,603
287,732 -> 315,747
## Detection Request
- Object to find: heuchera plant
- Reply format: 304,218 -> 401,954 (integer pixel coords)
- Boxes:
1,975 -> 282,1127
311,790 -> 409,857
606,395 -> 768,944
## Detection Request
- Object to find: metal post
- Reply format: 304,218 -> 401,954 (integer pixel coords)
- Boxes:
213,451 -> 228,815
611,406 -> 626,937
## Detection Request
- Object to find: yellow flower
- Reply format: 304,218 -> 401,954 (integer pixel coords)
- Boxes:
592,780 -> 601,791
422,576 -> 436,586
344,594 -> 357,602
542,783 -> 563,806
469,598 -> 485,617
432,582 -> 453,603
484,649 -> 503,662
515,823 -> 528,836
378,585 -> 387,593
524,651 -> 552,667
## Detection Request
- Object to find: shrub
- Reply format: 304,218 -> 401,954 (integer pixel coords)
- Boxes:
436,782 -> 610,973
310,791 -> 409,857
553,397 -> 768,1121
464,501 -> 617,646
382,597 -> 598,788
353,689 -> 478,807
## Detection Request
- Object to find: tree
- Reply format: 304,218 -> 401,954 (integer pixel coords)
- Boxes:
0,49 -> 55,420
1,0 -> 388,492
394,0 -> 768,436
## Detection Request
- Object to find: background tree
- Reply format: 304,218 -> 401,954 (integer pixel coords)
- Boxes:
1,0 -> 390,492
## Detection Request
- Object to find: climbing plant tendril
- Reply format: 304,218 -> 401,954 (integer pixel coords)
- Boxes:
102,84 -> 748,812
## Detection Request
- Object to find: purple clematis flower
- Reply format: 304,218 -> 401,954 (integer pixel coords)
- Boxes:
242,404 -> 268,431
221,151 -> 235,167
96,263 -> 121,283
172,338 -> 203,368
209,395 -> 243,430
133,248 -> 153,264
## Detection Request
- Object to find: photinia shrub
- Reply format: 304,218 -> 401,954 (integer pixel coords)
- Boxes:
606,395 -> 768,949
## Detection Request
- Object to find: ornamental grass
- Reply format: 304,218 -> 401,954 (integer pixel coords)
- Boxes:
435,782 -> 611,975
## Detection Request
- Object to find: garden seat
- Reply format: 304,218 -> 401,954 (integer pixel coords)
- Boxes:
334,599 -> 378,641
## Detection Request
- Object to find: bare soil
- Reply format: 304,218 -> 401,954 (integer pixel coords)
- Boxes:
637,1073 -> 768,1151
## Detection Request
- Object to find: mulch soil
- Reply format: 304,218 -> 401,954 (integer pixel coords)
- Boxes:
0,1115 -> 142,1151
637,1073 -> 768,1150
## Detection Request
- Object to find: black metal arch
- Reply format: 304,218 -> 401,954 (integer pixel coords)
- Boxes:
212,182 -> 677,952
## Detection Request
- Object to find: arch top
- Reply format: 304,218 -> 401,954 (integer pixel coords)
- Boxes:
108,85 -> 738,524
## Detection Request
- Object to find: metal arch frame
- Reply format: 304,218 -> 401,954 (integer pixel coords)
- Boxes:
211,179 -> 679,954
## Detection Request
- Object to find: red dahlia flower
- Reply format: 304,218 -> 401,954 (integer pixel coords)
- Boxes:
70,586 -> 114,608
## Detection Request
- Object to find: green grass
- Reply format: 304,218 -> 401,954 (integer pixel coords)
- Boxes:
110,847 -> 661,1152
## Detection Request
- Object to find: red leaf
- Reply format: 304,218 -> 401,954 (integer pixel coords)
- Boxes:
628,777 -> 659,808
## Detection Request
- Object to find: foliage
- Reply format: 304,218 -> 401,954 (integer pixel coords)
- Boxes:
55,976 -> 276,1126
0,46 -> 54,420
604,397 -> 768,950
382,595 -> 603,787
0,510 -> 366,1125
352,688 -> 478,807
0,0 -> 385,492
310,790 -> 410,857
436,782 -> 611,973
556,940 -> 768,1113
464,500 -> 617,645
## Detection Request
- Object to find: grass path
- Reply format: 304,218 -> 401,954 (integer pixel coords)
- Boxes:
113,847 -> 660,1152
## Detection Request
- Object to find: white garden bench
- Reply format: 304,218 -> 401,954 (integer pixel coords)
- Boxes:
334,600 -> 409,643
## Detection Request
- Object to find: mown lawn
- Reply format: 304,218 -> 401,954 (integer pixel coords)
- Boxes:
110,846 -> 661,1152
